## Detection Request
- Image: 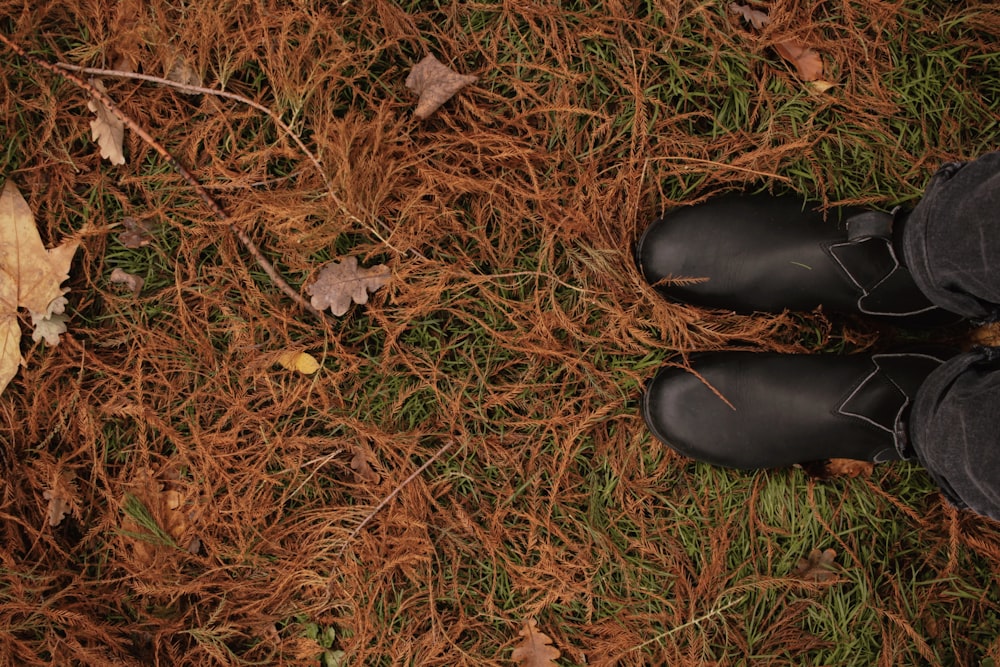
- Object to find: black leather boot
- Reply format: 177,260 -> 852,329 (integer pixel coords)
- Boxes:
642,350 -> 949,469
636,193 -> 960,327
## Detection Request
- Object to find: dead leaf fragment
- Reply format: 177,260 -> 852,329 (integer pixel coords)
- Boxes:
117,217 -> 156,248
792,548 -> 838,582
87,79 -> 126,165
405,55 -> 477,120
43,471 -> 76,527
730,3 -> 826,82
110,267 -> 144,296
30,311 -> 69,346
511,619 -> 561,667
773,40 -> 824,81
277,350 -> 320,375
122,467 -> 204,565
729,2 -> 769,29
809,79 -> 837,93
307,256 -> 390,317
350,450 -> 380,484
166,58 -> 203,94
0,269 -> 21,394
824,458 -> 874,478
43,490 -> 70,527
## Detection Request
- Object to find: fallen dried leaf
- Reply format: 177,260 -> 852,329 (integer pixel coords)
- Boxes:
350,449 -> 380,484
110,267 -> 144,296
30,311 -> 69,345
824,458 -> 874,478
307,256 -> 390,317
87,78 -> 126,165
809,79 -> 837,93
122,467 -> 204,565
774,40 -> 824,81
730,3 -> 826,82
729,1 -> 769,29
405,55 -> 477,120
792,548 -> 838,582
166,57 -> 203,94
0,270 -> 20,394
117,216 -> 156,248
277,350 -> 321,375
43,490 -> 69,527
511,619 -> 561,667
0,181 -> 79,318
43,471 -> 76,527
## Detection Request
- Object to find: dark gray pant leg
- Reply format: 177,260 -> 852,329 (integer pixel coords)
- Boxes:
903,151 -> 1000,322
900,153 -> 1000,518
909,347 -> 1000,521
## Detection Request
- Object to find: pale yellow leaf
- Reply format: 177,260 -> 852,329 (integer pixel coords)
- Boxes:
0,181 -> 79,317
306,256 -> 390,317
87,78 -> 126,165
277,350 -> 321,375
511,619 -> 561,667
405,55 -> 477,120
809,79 -> 837,93
0,268 -> 21,396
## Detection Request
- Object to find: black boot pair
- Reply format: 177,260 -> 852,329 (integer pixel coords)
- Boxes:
636,193 -> 960,469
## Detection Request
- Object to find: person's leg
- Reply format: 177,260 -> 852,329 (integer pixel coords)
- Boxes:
902,152 -> 1000,323
908,347 -> 1000,521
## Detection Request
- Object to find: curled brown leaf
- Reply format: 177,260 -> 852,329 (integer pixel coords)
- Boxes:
405,55 -> 477,120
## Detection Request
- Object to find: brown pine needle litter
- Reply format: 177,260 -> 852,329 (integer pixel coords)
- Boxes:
3,1 -> 1000,665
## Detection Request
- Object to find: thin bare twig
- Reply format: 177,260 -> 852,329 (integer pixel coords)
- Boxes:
0,33 -> 326,319
343,441 -> 453,545
47,62 -> 403,252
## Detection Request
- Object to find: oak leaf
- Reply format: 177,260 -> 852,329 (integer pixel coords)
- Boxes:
792,548 -> 838,582
405,55 -> 477,120
511,619 -> 561,667
30,311 -> 69,345
43,471 -> 77,527
307,256 -> 390,317
87,79 -> 126,165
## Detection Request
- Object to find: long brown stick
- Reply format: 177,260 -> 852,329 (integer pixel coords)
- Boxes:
0,33 -> 325,320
